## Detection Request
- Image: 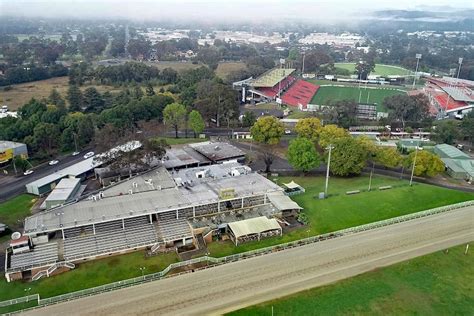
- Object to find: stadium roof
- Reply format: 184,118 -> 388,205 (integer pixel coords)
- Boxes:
23,163 -> 283,235
251,68 -> 296,88
441,86 -> 474,102
228,216 -> 281,239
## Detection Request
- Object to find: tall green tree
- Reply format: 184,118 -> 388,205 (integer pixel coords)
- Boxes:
295,117 -> 322,142
163,103 -> 187,138
460,111 -> 474,146
404,150 -> 445,177
242,111 -> 256,128
318,124 -> 350,149
188,110 -> 205,138
48,88 -> 66,108
329,137 -> 367,176
67,85 -> 83,112
145,83 -> 155,96
433,120 -> 460,145
287,137 -> 321,173
33,122 -> 60,155
250,116 -> 284,173
385,94 -> 430,129
374,147 -> 403,168
83,87 -> 104,113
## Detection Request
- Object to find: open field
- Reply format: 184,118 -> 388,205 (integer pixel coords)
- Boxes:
0,251 -> 179,302
207,175 -> 474,258
310,85 -> 406,110
154,137 -> 206,145
145,61 -> 201,72
335,63 -> 413,76
215,62 -> 247,80
229,243 -> 474,316
0,77 -> 122,110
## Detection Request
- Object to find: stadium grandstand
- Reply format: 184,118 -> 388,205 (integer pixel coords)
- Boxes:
233,67 -> 320,109
4,162 -> 302,282
424,77 -> 474,118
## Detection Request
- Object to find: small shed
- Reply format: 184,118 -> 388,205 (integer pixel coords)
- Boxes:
282,181 -> 305,196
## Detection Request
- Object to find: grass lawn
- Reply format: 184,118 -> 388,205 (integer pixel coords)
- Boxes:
215,62 -> 247,80
334,63 -> 413,76
156,137 -> 207,145
0,251 -> 179,302
310,85 -> 405,110
207,175 -> 473,258
0,194 -> 36,228
228,244 -> 473,316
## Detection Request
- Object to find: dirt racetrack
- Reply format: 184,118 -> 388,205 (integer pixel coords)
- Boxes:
24,205 -> 474,316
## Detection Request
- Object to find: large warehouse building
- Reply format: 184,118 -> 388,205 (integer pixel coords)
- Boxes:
5,162 -> 302,282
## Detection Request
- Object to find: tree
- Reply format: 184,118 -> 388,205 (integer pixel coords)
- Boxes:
404,150 -> 445,177
196,47 -> 221,69
48,88 -> 66,108
33,122 -> 60,155
188,110 -> 205,138
82,87 -> 104,112
67,85 -> 83,112
374,147 -> 403,168
460,111 -> 474,146
12,156 -> 30,173
295,117 -> 322,142
163,103 -> 187,138
331,100 -> 358,128
329,137 -> 367,176
250,116 -> 284,173
242,111 -> 256,127
384,94 -> 430,129
145,83 -> 155,96
287,137 -> 321,173
433,120 -> 460,145
318,124 -> 350,149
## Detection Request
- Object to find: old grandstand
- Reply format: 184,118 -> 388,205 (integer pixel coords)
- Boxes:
233,67 -> 319,109
5,162 -> 302,282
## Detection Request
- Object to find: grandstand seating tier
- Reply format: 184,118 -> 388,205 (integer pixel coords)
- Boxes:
281,79 -> 319,108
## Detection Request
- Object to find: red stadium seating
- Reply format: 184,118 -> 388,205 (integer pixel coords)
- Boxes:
256,76 -> 297,99
281,80 -> 319,108
434,94 -> 467,111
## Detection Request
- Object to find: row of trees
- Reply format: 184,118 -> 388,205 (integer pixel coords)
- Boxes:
250,117 -> 444,178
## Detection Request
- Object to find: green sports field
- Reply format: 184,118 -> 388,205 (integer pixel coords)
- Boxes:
310,85 -> 406,110
335,63 -> 413,76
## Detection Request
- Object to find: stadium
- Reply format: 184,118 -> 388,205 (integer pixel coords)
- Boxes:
4,160 -> 302,282
233,68 -> 320,110
423,77 -> 474,118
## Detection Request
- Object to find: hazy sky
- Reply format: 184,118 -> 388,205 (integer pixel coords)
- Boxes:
1,0 -> 472,23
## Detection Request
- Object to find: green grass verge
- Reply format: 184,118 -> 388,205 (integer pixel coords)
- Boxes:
334,63 -> 413,76
0,194 -> 36,228
228,244 -> 473,315
0,251 -> 179,301
310,85 -> 405,111
155,137 -> 206,145
207,175 -> 473,258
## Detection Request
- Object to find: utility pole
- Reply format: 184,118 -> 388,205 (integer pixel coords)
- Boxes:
368,160 -> 375,191
325,144 -> 334,197
412,53 -> 422,89
409,142 -> 419,186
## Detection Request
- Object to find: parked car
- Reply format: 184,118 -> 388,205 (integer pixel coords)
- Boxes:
49,160 -> 59,166
72,151 -> 80,156
23,170 -> 34,176
285,129 -> 292,135
83,152 -> 95,159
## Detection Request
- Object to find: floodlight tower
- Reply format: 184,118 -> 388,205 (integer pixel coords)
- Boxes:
302,51 -> 306,74
278,58 -> 285,99
456,57 -> 463,82
412,53 -> 422,89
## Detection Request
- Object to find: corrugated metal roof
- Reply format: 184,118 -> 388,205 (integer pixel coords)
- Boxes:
228,216 -> 281,239
435,144 -> 471,159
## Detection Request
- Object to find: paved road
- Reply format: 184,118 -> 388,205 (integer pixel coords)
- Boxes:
0,151 -> 90,202
24,206 -> 474,316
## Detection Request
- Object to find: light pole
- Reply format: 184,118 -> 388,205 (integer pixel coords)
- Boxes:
368,160 -> 375,191
302,51 -> 306,74
139,267 -> 146,280
409,142 -> 420,186
24,287 -> 31,302
325,144 -> 334,197
412,53 -> 422,89
456,57 -> 463,81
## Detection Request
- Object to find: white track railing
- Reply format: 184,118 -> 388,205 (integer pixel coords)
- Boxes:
2,200 -> 473,312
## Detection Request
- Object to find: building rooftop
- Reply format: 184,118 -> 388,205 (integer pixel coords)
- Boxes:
23,163 -> 282,235
0,141 -> 25,151
45,178 -> 81,202
435,144 -> 471,160
162,147 -> 210,169
189,141 -> 245,162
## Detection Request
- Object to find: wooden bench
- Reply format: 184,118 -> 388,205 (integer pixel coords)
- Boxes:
346,190 -> 360,195
379,186 -> 392,190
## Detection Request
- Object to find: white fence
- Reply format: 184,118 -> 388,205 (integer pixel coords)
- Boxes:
2,200 -> 472,313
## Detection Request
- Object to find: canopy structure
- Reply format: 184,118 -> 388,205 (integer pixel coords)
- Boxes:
267,192 -> 303,211
227,216 -> 282,245
283,181 -> 304,191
